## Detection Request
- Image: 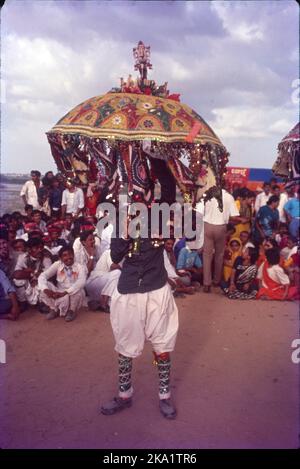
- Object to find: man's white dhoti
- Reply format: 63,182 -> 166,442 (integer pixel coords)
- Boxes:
39,282 -> 85,317
110,283 -> 178,358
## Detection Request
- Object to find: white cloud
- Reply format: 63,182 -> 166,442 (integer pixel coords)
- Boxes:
210,105 -> 298,139
211,1 -> 265,42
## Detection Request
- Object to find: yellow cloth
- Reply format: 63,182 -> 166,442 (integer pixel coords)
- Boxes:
223,238 -> 242,282
231,200 -> 251,238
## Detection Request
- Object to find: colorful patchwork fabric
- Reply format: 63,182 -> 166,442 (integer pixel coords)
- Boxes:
272,122 -> 299,180
49,93 -> 223,145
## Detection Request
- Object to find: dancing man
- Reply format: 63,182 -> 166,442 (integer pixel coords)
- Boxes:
101,210 -> 178,419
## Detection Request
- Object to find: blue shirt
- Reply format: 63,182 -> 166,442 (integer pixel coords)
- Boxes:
49,187 -> 63,209
176,247 -> 202,270
284,198 -> 300,218
253,205 -> 279,240
0,269 -> 15,298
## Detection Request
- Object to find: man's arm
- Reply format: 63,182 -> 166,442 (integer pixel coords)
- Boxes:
75,189 -> 85,218
110,237 -> 131,264
20,182 -> 28,206
61,190 -> 67,218
255,219 -> 265,239
38,262 -> 60,291
254,194 -> 261,214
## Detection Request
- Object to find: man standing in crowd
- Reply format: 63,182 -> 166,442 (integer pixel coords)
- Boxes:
49,177 -> 63,218
61,180 -> 85,218
20,170 -> 42,210
284,188 -> 300,238
254,181 -> 271,214
271,184 -> 288,224
252,195 -> 280,244
202,189 -> 241,293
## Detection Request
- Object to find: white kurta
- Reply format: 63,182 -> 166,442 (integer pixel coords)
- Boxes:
38,260 -> 87,316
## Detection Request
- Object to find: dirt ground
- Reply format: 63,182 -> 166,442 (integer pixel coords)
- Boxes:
0,289 -> 299,449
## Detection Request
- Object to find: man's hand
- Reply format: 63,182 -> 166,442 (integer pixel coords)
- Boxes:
30,278 -> 38,287
44,289 -> 55,298
86,245 -> 96,257
110,263 -> 121,271
53,291 -> 68,299
177,270 -> 191,277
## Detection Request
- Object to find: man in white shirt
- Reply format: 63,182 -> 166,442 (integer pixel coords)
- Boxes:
38,246 -> 87,321
254,182 -> 271,214
61,181 -> 85,218
203,189 -> 240,292
20,170 -> 42,210
271,185 -> 289,223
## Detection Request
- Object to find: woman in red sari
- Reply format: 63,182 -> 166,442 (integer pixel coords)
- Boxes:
257,248 -> 299,300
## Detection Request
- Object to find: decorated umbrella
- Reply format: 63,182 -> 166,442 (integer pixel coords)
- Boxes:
47,41 -> 229,208
272,122 -> 300,185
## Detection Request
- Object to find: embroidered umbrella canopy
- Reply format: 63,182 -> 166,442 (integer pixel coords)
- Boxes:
272,122 -> 300,184
47,41 -> 229,206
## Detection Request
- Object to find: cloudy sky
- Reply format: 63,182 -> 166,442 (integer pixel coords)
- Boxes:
1,0 -> 299,174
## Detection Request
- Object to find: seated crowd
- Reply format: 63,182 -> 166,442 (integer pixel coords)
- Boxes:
0,170 -> 299,321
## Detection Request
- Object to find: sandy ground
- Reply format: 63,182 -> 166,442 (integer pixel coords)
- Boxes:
0,289 -> 299,449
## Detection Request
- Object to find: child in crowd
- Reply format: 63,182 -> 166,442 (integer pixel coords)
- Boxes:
38,246 -> 87,321
275,223 -> 289,249
281,236 -> 298,263
239,230 -> 255,254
